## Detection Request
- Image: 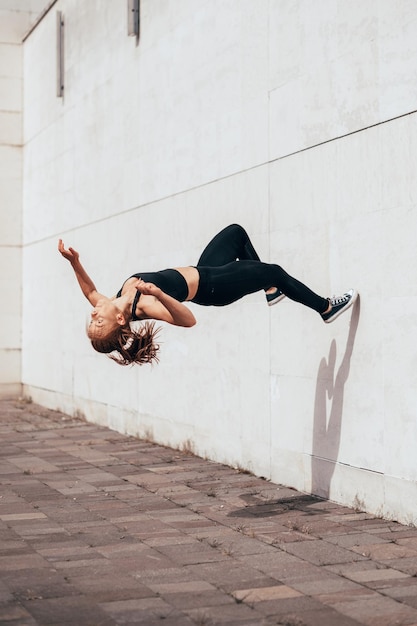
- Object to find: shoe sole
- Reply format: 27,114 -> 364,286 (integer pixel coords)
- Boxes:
324,289 -> 358,323
267,293 -> 286,307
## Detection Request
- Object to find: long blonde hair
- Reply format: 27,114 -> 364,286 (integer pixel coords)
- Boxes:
89,321 -> 160,365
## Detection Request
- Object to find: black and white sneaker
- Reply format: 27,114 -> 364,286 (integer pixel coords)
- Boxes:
266,289 -> 286,306
321,289 -> 358,323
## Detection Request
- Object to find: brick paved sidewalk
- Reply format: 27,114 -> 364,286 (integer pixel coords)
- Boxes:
1,399 -> 417,626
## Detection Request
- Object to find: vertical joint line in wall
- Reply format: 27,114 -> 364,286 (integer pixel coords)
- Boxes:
56,11 -> 64,98
267,0 -> 271,166
267,0 -> 272,475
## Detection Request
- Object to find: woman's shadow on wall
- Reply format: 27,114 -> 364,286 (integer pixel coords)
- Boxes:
311,296 -> 360,499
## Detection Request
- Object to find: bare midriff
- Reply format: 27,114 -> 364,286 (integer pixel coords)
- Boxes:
175,266 -> 200,301
119,266 -> 200,305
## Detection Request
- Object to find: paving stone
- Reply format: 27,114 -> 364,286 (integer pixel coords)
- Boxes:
0,552 -> 51,571
53,557 -> 112,572
269,559 -> 326,584
185,560 -> 283,592
0,539 -> 32,555
0,603 -> 37,624
70,573 -> 155,602
327,593 -> 417,626
155,540 -> 230,565
2,398 -> 417,626
160,588 -> 235,611
349,520 -> 402,533
20,534 -> 79,550
374,529 -> 417,541
260,530 -> 314,545
94,540 -> 150,558
0,502 -> 45,516
315,587 -> 378,605
37,544 -> 101,562
350,541 -> 417,560
44,480 -> 98,495
232,584 -> 302,602
185,601 -> 263,623
324,532 -> 391,548
69,469 -> 125,483
134,565 -> 201,586
215,535 -> 287,556
11,577 -> 80,602
100,596 -> 183,622
276,607 -> 366,626
325,561 -> 396,582
165,518 -> 221,531
237,548 -> 308,578
0,565 -> 64,590
381,581 -> 417,608
62,522 -> 127,546
326,512 -> 374,523
35,506 -> 103,524
395,536 -> 417,551
21,596 -> 115,625
149,580 -> 215,594
342,567 -> 411,584
247,593 -> 325,617
13,525 -> 73,539
287,570 -> 363,596
144,532 -> 202,547
375,580 -> 417,604
377,557 -> 417,576
283,538 -> 369,566
8,456 -> 61,473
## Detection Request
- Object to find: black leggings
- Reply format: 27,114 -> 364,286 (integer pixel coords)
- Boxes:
192,224 -> 328,313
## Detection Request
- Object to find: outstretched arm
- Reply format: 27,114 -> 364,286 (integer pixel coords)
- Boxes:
58,239 -> 103,306
136,279 -> 196,327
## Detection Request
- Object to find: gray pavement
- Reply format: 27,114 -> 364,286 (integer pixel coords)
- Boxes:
1,398 -> 417,626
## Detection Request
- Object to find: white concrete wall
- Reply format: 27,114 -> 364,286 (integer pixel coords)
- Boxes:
0,0 -> 51,396
22,0 -> 417,524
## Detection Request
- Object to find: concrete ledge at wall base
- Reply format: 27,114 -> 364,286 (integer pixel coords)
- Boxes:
313,458 -> 417,527
273,449 -> 417,528
23,385 -> 197,447
0,383 -> 22,398
22,384 -> 417,528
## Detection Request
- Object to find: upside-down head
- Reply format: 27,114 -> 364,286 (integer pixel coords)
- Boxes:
87,311 -> 160,366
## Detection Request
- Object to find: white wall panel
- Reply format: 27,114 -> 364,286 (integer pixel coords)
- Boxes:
0,0 -> 50,395
268,0 -> 417,159
20,0 -> 417,524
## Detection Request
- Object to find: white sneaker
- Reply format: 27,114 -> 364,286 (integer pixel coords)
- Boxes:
321,289 -> 358,323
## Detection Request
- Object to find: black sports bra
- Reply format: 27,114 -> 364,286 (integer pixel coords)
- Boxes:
117,269 -> 189,321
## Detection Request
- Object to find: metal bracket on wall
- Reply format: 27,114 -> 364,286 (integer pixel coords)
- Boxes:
128,0 -> 140,40
56,11 -> 64,97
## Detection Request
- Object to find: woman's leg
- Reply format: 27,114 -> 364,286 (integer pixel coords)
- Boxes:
196,224 -> 261,266
194,260 -> 328,312
196,224 -> 284,303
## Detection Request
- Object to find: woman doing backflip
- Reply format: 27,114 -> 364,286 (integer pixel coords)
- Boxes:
58,224 -> 357,366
